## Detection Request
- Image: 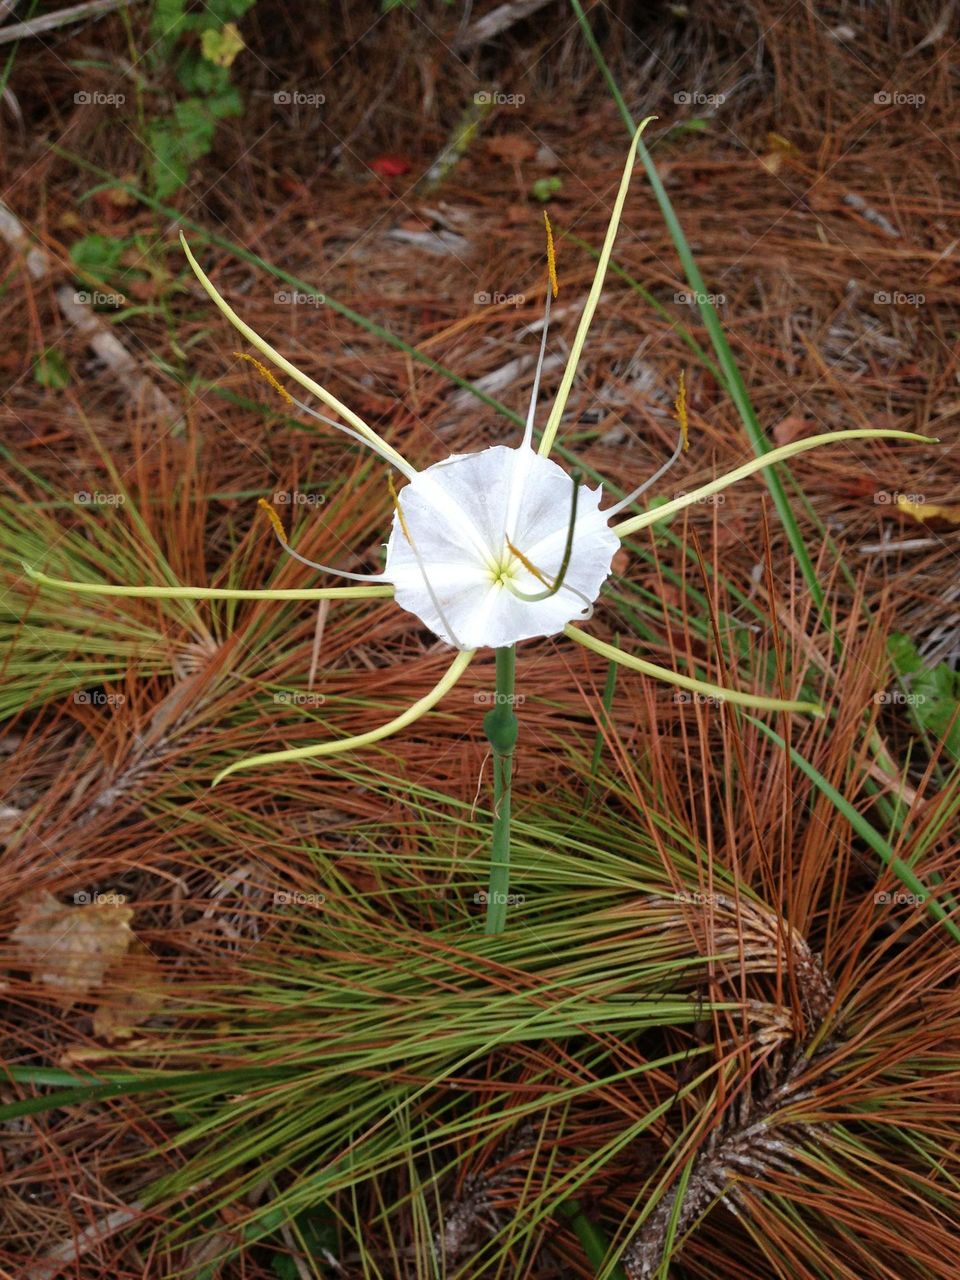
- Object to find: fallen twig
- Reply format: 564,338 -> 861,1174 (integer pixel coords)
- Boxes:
0,198 -> 182,426
0,0 -> 143,48
23,1202 -> 144,1280
454,0 -> 558,51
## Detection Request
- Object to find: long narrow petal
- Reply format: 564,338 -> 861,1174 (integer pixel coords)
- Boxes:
602,424 -> 685,518
22,564 -> 393,602
180,235 -> 416,479
565,625 -> 823,714
212,648 -> 475,785
286,391 -> 414,477
520,284 -> 552,453
538,118 -> 655,459
612,429 -> 935,538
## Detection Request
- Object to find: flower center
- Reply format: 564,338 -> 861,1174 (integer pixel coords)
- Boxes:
490,551 -> 522,588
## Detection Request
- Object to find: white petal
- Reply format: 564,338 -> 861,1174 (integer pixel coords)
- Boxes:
383,446 -> 618,649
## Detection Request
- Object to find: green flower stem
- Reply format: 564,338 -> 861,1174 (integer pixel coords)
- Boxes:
484,645 -> 519,935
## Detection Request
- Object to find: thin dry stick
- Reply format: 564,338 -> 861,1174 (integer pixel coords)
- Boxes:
57,286 -> 184,424
23,1202 -> 144,1280
0,0 -> 144,47
453,0 -> 558,51
0,199 -> 182,425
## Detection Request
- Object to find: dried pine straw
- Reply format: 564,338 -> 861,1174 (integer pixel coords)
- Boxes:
1,0 -> 959,1276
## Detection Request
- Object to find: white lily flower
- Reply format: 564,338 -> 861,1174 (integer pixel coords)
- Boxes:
384,445 -> 618,649
23,121 -> 932,787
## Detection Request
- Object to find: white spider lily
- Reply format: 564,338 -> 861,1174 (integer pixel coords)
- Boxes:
384,445 -> 618,649
24,122 -> 931,786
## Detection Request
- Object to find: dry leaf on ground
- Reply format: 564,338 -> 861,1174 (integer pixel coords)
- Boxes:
93,942 -> 166,1041
9,890 -> 134,1007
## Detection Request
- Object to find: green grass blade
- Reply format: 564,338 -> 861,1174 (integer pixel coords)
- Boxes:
745,714 -> 960,943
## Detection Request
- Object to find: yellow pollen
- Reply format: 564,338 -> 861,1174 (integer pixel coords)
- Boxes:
675,369 -> 689,453
388,474 -> 413,545
505,538 -> 552,588
235,352 -> 294,407
543,211 -> 558,299
257,496 -> 286,541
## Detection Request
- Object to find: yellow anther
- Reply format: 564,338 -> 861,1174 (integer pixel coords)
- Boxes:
388,474 -> 413,545
675,369 -> 689,453
257,497 -> 286,541
543,211 -> 558,299
235,352 -> 294,407
505,538 -> 552,588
